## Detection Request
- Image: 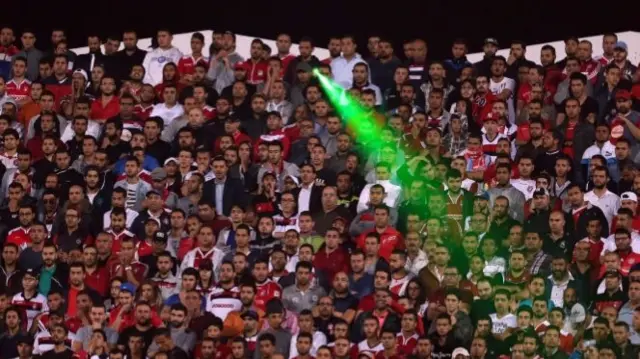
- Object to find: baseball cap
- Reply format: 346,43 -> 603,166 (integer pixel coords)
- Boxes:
153,232 -> 167,243
615,41 -> 628,51
120,282 -> 136,294
475,192 -> 490,201
145,190 -> 161,198
121,129 -> 132,142
296,62 -> 312,73
533,187 -> 550,197
569,303 -> 587,325
151,168 -> 167,182
234,62 -> 248,71
484,37 -> 499,46
164,157 -> 178,166
621,192 -> 638,202
284,174 -> 299,186
358,353 -> 374,359
145,217 -> 161,226
452,347 -> 470,358
72,69 -> 88,81
23,268 -> 39,280
616,89 -> 631,101
241,310 -> 259,321
482,111 -> 498,123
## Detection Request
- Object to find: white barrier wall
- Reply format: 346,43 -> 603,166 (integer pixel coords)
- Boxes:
71,29 -> 331,60
467,31 -> 640,66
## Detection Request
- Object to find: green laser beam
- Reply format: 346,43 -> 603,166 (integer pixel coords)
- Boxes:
313,69 -> 383,146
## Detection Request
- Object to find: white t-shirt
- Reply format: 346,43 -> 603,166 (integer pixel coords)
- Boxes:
490,76 -> 516,124
490,313 -> 517,335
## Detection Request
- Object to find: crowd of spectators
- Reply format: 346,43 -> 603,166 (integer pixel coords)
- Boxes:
0,26 -> 640,359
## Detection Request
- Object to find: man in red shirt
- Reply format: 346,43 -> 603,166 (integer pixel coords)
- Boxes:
252,259 -> 282,313
313,228 -> 349,281
82,245 -> 109,297
6,57 -> 31,105
576,40 -> 601,85
611,228 -> 640,276
90,75 -> 120,123
6,203 -> 35,249
275,34 -> 295,73
178,32 -> 209,79
107,237 -> 148,287
472,75 -> 497,123
358,205 -> 404,261
245,39 -> 269,85
42,54 -> 72,109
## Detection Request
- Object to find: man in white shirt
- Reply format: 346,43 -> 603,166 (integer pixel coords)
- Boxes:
489,56 -> 516,124
357,162 -> 402,213
150,84 -> 184,129
584,165 -> 620,229
331,35 -> 366,88
142,29 -> 183,86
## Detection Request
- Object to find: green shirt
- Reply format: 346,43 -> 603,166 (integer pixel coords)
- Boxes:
38,265 -> 56,295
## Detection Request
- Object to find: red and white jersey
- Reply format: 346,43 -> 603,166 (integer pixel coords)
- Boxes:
180,247 -> 225,277
11,291 -> 49,329
396,333 -> 419,357
390,273 -> 414,296
206,285 -> 241,320
134,104 -> 154,122
6,78 -> 31,103
254,279 -> 282,312
6,226 -> 31,250
355,340 -> 384,357
202,105 -> 216,120
481,133 -> 507,158
177,55 -> 209,76
32,329 -> 74,355
0,151 -> 18,169
106,229 -> 136,255
596,55 -> 614,67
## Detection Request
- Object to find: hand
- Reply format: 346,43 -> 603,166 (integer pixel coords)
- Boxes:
216,50 -> 227,60
121,303 -> 132,314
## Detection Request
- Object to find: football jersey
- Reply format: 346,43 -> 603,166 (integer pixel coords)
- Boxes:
12,292 -> 49,329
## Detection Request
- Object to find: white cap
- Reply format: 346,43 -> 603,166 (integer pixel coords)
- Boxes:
621,192 -> 638,203
569,303 -> 586,325
452,348 -> 470,358
120,129 -> 132,142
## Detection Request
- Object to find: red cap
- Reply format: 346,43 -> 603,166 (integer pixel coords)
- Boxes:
616,89 -> 631,101
482,111 -> 499,123
234,61 -> 248,71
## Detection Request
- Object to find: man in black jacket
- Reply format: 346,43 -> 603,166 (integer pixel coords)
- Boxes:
567,184 -> 609,239
73,35 -> 112,76
202,156 -> 247,218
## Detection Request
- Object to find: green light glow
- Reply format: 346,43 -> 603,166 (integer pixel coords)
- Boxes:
313,69 -> 382,147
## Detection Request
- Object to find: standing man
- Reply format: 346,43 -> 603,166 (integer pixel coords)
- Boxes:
142,29 -> 183,86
